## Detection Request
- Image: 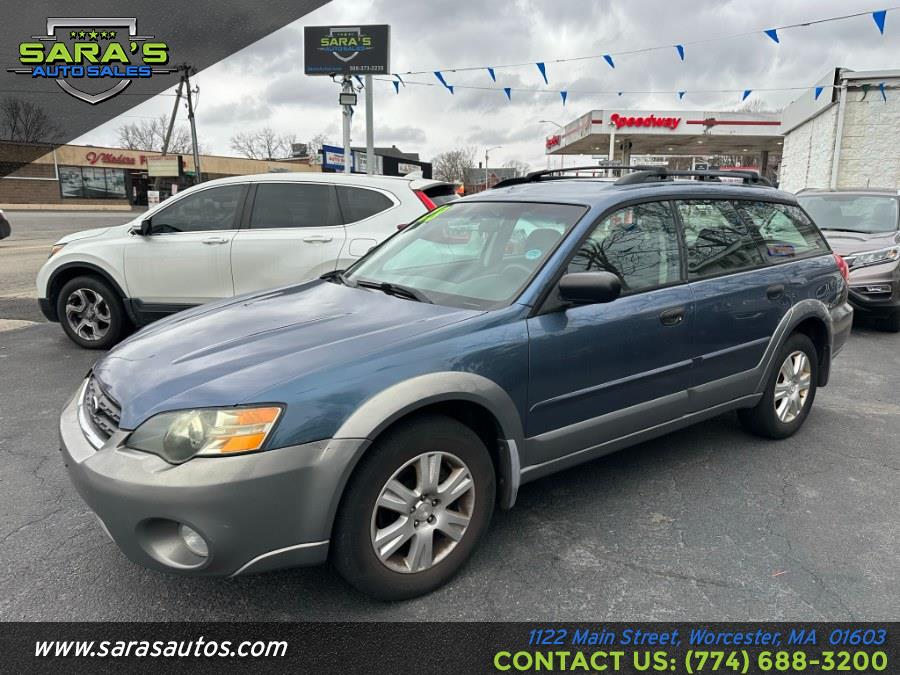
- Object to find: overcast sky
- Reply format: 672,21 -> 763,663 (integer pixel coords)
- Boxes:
75,0 -> 900,169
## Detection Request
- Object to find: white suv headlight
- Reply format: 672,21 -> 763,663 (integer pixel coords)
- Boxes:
126,406 -> 283,464
846,246 -> 900,270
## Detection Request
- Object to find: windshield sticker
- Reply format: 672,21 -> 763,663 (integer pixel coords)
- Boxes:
525,249 -> 542,260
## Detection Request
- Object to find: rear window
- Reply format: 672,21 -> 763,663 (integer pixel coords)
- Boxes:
675,200 -> 765,279
734,201 -> 829,262
422,183 -> 459,207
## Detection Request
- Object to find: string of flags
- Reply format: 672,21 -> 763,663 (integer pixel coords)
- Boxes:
393,6 -> 894,107
385,76 -> 895,106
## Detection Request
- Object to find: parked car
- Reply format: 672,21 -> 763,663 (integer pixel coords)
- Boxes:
797,188 -> 900,331
59,168 -> 852,600
36,173 -> 456,348
0,209 -> 10,240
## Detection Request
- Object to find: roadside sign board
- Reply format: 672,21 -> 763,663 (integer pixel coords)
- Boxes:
146,156 -> 183,178
304,25 -> 390,75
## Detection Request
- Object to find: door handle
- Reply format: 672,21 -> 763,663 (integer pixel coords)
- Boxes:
302,234 -> 334,243
659,306 -> 686,326
201,236 -> 228,245
766,283 -> 785,300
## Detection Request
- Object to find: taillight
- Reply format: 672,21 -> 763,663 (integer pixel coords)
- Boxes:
414,190 -> 437,211
833,252 -> 849,282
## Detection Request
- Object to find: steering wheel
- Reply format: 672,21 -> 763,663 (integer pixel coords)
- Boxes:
502,263 -> 533,280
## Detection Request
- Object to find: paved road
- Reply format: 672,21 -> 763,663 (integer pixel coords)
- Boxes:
0,211 -> 137,325
0,318 -> 897,620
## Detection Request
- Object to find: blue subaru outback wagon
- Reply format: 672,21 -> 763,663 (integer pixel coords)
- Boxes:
60,168 -> 853,599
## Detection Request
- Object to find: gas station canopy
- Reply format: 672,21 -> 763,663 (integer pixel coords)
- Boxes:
546,109 -> 784,157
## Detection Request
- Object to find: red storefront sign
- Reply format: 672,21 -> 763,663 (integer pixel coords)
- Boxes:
85,151 -> 149,166
609,113 -> 681,130
545,134 -> 561,149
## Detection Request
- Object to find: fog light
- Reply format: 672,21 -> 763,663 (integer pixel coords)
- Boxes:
178,524 -> 209,558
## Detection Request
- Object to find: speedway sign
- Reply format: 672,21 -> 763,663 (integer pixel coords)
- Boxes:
304,25 -> 390,75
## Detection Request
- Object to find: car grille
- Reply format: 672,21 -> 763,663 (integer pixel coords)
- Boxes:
79,376 -> 121,447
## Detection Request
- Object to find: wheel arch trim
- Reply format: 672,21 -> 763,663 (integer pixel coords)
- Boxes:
46,262 -> 130,322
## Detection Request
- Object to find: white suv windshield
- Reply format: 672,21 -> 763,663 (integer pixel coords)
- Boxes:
344,201 -> 587,309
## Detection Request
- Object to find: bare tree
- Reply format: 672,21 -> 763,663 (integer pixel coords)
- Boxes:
306,133 -> 328,162
116,115 -> 193,153
504,159 -> 530,176
432,146 -> 478,183
229,127 -> 298,160
0,97 -> 61,143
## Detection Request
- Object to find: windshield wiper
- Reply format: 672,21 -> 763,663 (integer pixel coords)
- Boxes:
320,269 -> 348,285
353,278 -> 433,303
819,227 -> 871,234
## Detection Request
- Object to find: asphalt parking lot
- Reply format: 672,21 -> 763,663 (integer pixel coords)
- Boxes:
0,212 -> 898,620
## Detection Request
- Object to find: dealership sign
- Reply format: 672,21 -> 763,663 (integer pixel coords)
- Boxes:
304,25 -> 390,75
11,17 -> 175,104
545,134 -> 561,149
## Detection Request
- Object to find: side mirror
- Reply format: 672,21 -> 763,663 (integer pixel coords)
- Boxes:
138,218 -> 152,236
558,271 -> 622,305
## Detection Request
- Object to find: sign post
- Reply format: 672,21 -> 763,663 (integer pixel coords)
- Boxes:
304,25 -> 390,176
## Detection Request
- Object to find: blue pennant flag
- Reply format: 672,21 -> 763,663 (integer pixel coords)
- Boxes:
503,87 -> 511,101
487,67 -> 496,82
872,9 -> 887,34
446,85 -> 454,95
678,91 -> 686,99
603,54 -> 615,69
742,89 -> 752,101
354,75 -> 364,87
814,86 -> 824,100
393,80 -> 400,94
536,62 -> 548,84
764,28 -> 779,44
560,90 -> 568,106
879,82 -> 887,101
393,73 -> 404,85
434,71 -> 450,88
617,91 -> 623,96
675,44 -> 685,61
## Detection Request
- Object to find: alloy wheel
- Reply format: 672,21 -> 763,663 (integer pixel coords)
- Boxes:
774,350 -> 812,423
64,288 -> 111,342
370,451 -> 475,574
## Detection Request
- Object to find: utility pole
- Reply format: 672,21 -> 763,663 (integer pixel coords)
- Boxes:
364,74 -> 374,175
154,77 -> 184,191
181,64 -> 202,184
341,74 -> 354,174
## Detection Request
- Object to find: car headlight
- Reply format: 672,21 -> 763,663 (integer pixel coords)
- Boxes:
126,406 -> 283,464
846,246 -> 900,270
49,243 -> 66,258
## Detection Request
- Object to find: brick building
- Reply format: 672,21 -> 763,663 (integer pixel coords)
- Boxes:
780,68 -> 900,192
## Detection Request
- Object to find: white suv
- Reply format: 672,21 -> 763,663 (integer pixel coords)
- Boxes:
37,172 -> 456,348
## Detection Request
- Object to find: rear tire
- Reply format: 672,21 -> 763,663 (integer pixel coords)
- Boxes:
56,276 -> 126,349
738,333 -> 818,439
332,414 -> 495,600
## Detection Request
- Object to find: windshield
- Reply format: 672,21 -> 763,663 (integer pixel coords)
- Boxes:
344,201 -> 587,309
798,194 -> 899,234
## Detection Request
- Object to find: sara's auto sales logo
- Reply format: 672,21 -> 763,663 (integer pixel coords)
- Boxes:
318,26 -> 375,63
8,18 -> 175,104
609,113 -> 682,130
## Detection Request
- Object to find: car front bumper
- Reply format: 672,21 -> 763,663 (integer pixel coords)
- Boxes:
59,390 -> 367,576
846,263 -> 900,320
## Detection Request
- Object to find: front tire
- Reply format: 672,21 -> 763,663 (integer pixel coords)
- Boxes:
332,414 -> 495,600
57,275 -> 126,349
738,333 -> 818,439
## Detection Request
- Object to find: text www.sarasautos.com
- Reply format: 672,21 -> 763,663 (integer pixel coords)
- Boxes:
35,637 -> 288,658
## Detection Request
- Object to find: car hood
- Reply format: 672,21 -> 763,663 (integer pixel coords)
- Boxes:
822,230 -> 900,256
93,280 -> 482,428
57,226 -> 113,244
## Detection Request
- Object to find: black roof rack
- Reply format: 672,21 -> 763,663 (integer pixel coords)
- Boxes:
614,168 -> 772,187
491,164 -> 657,189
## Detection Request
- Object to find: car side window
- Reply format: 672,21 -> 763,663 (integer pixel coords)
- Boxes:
734,201 -> 829,262
150,185 -> 244,234
676,199 -> 765,279
567,201 -> 682,294
336,186 -> 394,223
249,183 -> 342,229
